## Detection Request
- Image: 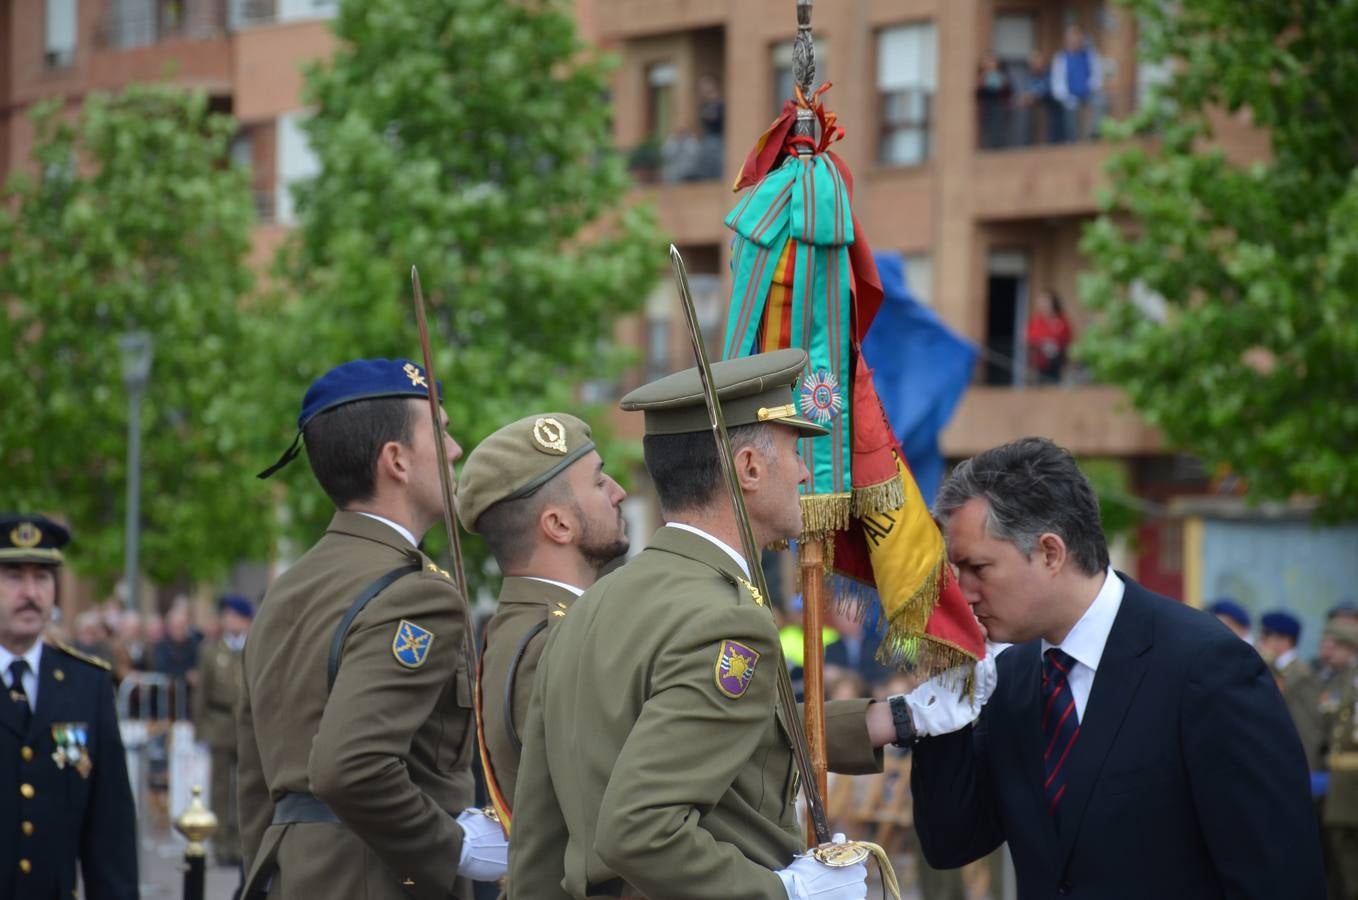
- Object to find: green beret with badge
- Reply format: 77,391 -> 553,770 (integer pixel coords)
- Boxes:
456,412 -> 596,533
618,347 -> 828,437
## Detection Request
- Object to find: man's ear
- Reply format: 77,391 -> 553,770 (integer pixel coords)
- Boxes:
375,440 -> 409,486
1037,532 -> 1068,574
733,443 -> 763,491
538,503 -> 574,547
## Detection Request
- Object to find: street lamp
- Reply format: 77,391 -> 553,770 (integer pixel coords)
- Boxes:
119,332 -> 153,614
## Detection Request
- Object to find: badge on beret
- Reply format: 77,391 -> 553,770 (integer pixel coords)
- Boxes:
392,619 -> 434,668
403,363 -> 428,388
532,417 -> 568,455
715,639 -> 760,699
11,522 -> 41,548
799,369 -> 842,424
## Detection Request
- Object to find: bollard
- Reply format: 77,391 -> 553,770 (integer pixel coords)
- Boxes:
175,785 -> 218,900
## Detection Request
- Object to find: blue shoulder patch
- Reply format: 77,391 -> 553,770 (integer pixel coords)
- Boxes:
392,619 -> 435,669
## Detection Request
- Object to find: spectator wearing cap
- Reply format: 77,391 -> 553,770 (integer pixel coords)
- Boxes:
194,594 -> 253,866
1329,600 -> 1358,628
1208,598 -> 1251,643
456,412 -> 629,822
1261,610 -> 1325,771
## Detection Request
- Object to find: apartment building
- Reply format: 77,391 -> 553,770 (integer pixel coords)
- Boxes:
2,0 -> 1286,602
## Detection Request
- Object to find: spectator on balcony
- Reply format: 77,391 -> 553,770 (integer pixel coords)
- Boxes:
1051,24 -> 1105,141
1013,50 -> 1064,145
660,123 -> 703,183
696,74 -> 725,180
1025,289 -> 1073,384
975,51 -> 1012,150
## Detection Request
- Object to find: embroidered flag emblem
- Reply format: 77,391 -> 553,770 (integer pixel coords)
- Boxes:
392,619 -> 434,668
715,639 -> 760,699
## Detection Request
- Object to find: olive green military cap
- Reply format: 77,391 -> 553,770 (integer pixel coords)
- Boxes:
619,348 -> 829,437
1325,618 -> 1358,650
457,413 -> 596,534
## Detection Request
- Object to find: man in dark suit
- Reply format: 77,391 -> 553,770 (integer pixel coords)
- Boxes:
910,437 -> 1325,899
1,513 -> 138,899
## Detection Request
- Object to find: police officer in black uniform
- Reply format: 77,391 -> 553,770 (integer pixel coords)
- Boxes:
1,513 -> 138,899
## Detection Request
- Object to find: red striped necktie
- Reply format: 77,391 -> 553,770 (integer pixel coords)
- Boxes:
1041,648 -> 1080,819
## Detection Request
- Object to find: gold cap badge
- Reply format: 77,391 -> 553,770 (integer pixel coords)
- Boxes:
403,363 -> 428,388
11,523 -> 41,549
532,417 -> 568,455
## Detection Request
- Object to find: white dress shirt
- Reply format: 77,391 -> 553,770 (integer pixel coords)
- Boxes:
524,577 -> 585,598
357,512 -> 419,548
665,522 -> 750,578
1042,567 -> 1125,721
0,640 -> 43,711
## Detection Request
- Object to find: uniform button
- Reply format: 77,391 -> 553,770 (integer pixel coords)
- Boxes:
21,821 -> 34,836
18,859 -> 31,874
20,745 -> 33,761
19,783 -> 35,799
1057,881 -> 1072,895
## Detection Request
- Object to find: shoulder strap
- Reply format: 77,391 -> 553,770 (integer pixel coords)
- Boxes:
503,620 -> 549,753
327,563 -> 422,693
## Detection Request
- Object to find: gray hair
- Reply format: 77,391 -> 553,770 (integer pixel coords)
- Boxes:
934,437 -> 1109,576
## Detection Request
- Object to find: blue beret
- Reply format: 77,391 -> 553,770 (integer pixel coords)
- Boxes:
1207,599 -> 1250,628
218,594 -> 255,619
0,513 -> 70,566
1260,610 -> 1301,640
259,358 -> 443,478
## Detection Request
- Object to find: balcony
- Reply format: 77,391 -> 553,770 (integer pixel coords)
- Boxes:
942,385 -> 1161,458
88,0 -> 233,93
95,0 -> 229,50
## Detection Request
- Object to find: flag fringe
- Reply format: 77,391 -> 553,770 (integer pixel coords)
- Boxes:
850,472 -> 906,519
799,493 -> 852,535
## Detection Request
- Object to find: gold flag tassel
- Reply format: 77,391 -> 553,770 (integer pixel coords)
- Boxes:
809,840 -> 902,900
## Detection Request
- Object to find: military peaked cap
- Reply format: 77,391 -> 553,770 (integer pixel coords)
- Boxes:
0,513 -> 70,566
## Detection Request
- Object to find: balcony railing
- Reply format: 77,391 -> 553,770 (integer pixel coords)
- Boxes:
96,0 -> 229,50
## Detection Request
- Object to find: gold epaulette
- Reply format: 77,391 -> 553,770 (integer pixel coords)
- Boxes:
47,639 -> 113,671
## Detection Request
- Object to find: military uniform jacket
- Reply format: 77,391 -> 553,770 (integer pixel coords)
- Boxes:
480,576 -> 576,809
195,637 -> 242,753
1277,656 -> 1324,770
237,512 -> 475,900
1324,669 -> 1358,826
2,641 -> 138,900
507,526 -> 882,899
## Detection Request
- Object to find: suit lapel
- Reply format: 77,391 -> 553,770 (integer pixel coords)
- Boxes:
0,671 -> 25,737
1055,583 -> 1154,866
29,646 -> 67,741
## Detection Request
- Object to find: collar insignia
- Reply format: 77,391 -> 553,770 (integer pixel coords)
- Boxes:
392,619 -> 434,668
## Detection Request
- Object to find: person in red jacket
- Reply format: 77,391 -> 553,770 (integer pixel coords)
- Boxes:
1026,289 -> 1073,384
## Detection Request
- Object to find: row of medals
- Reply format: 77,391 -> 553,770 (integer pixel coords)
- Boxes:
52,723 -> 93,778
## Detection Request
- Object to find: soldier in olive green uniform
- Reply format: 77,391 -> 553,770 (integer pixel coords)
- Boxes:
194,594 -> 253,865
1321,620 -> 1358,899
507,350 -> 907,900
457,413 -> 628,816
238,359 -> 506,900
1260,610 -> 1325,770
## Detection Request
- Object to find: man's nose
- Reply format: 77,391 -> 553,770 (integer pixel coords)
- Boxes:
446,437 -> 463,464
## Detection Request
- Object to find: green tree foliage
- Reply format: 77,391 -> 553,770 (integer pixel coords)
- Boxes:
267,0 -> 662,584
1080,0 -> 1358,518
0,85 -> 270,586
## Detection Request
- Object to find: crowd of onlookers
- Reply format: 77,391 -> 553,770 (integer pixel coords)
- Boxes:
977,24 -> 1109,150
47,598 -> 209,698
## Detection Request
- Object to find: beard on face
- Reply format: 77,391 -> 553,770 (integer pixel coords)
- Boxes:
576,503 -> 629,575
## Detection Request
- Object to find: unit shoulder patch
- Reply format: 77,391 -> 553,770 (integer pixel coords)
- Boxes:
714,639 -> 760,699
392,619 -> 435,668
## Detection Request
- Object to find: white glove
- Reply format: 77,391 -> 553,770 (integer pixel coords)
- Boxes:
455,808 -> 508,882
900,650 -> 999,737
775,833 -> 868,900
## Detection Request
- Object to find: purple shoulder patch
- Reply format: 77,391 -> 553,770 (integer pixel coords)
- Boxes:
715,639 -> 761,699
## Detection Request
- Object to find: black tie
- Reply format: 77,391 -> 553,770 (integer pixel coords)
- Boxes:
9,659 -> 32,732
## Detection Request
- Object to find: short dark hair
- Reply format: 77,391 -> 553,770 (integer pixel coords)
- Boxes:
476,474 -> 572,570
303,397 -> 416,508
643,424 -> 773,516
934,436 -> 1109,576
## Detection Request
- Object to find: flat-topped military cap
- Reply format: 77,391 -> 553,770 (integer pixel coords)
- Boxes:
0,513 -> 70,566
259,357 -> 444,478
620,348 -> 829,437
457,413 -> 596,533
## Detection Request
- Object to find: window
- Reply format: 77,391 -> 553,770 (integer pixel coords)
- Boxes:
45,0 -> 77,68
275,113 -> 320,226
877,23 -> 936,165
984,249 -> 1029,386
646,62 -> 678,141
771,38 -> 830,119
278,0 -> 336,23
902,254 -> 933,307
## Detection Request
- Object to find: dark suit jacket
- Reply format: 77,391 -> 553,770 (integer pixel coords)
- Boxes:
911,577 -> 1325,899
2,641 -> 138,900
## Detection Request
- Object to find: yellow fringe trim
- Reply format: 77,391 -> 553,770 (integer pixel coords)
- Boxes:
800,493 -> 851,534
850,473 -> 907,520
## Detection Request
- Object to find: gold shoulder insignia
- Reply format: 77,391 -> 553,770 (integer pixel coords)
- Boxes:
736,577 -> 766,607
48,640 -> 113,671
425,562 -> 452,579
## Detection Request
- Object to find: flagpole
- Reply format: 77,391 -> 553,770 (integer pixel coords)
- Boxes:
790,0 -> 831,847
